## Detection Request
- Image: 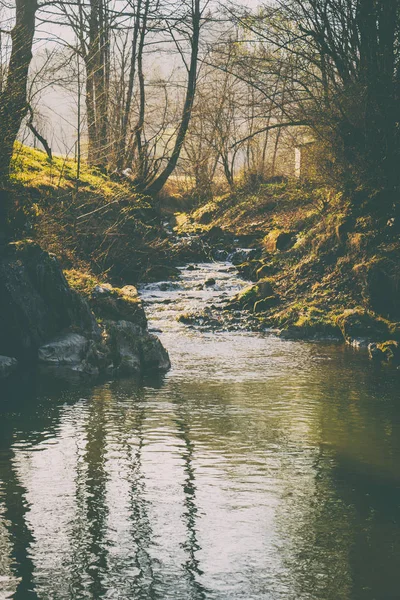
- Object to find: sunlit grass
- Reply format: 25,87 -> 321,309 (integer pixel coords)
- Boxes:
10,143 -> 131,200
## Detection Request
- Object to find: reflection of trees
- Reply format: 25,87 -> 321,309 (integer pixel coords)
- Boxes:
67,385 -> 111,598
1,346 -> 400,600
124,393 -> 157,599
172,394 -> 209,600
0,446 -> 36,600
0,374 -> 89,600
108,380 -> 159,599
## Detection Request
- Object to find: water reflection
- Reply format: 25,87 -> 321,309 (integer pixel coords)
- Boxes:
0,263 -> 400,599
172,395 -> 208,600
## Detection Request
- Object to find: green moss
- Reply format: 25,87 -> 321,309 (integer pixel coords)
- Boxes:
10,144 -> 131,201
64,269 -> 101,299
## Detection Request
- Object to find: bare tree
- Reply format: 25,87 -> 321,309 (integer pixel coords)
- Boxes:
0,0 -> 37,180
143,0 -> 205,195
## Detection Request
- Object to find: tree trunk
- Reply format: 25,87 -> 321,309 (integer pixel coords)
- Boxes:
86,0 -> 109,169
0,0 -> 37,180
131,0 -> 149,183
144,0 -> 201,196
117,0 -> 142,170
0,0 -> 37,243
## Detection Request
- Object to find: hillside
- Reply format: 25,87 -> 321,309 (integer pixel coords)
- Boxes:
176,180 -> 400,352
6,145 -> 177,283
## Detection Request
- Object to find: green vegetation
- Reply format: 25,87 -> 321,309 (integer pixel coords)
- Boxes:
7,145 -> 171,285
180,178 -> 400,344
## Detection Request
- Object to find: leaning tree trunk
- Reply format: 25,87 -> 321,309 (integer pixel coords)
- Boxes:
0,0 -> 37,242
144,0 -> 201,196
0,0 -> 37,180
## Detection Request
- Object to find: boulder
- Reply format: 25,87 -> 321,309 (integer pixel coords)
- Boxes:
104,320 -> 171,375
205,278 -> 216,287
264,230 -> 297,252
104,320 -> 142,374
0,356 -> 18,379
232,278 -> 277,310
336,309 -> 390,346
0,241 -> 171,378
0,241 -> 100,361
368,341 -> 400,364
90,283 -> 147,328
38,333 -> 100,375
140,334 -> 171,372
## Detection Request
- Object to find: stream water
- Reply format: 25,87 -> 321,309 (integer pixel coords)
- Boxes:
1,261 -> 400,600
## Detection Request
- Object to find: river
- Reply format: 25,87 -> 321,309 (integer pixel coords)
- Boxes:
0,261 -> 400,600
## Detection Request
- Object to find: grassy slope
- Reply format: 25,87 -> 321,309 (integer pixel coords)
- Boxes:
8,145 -> 172,283
178,181 -> 400,341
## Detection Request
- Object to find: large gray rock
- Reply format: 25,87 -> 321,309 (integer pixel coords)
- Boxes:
104,320 -> 143,375
0,356 -> 18,379
104,320 -> 171,375
0,241 -> 100,360
0,241 -> 171,378
141,334 -> 171,372
38,333 -> 100,375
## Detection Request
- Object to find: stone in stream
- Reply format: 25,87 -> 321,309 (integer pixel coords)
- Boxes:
205,278 -> 216,287
368,341 -> 400,364
104,320 -> 171,375
38,333 -> 100,376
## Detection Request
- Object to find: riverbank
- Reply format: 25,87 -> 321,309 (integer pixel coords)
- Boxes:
0,239 -> 170,381
4,147 -> 400,369
173,180 -> 400,364
6,145 -> 183,283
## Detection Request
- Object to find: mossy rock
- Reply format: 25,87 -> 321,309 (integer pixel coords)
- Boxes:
254,296 -> 280,313
234,278 -> 275,309
236,260 -> 262,281
379,341 -> 400,363
336,309 -> 390,345
90,284 -> 147,328
368,341 -> 400,364
263,230 -> 297,252
277,306 -> 341,340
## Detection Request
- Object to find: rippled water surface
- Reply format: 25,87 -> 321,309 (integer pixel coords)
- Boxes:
1,262 -> 400,600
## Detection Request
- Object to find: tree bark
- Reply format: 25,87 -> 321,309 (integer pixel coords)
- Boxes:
0,0 -> 37,180
144,0 -> 201,195
117,0 -> 142,170
86,0 -> 109,169
0,0 -> 37,243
